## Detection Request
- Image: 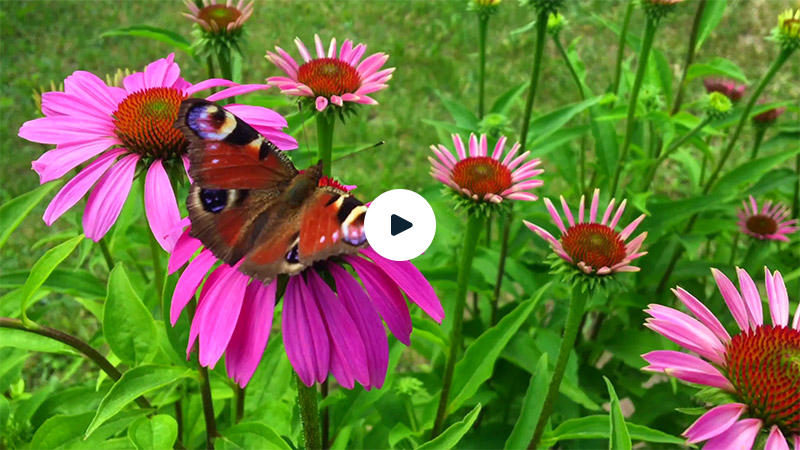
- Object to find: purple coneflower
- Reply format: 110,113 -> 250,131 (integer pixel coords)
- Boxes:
737,196 -> 798,242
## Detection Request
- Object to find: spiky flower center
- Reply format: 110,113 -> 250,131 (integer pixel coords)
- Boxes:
198,4 -> 242,29
561,223 -> 626,270
113,87 -> 188,159
297,58 -> 361,97
725,325 -> 800,433
746,214 -> 778,235
450,156 -> 512,197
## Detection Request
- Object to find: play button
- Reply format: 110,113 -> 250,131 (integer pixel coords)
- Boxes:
364,189 -> 436,261
391,214 -> 413,236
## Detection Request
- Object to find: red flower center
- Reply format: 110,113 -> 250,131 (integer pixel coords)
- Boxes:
198,4 -> 242,30
725,325 -> 800,434
746,214 -> 778,235
450,156 -> 512,197
297,58 -> 361,97
112,87 -> 188,159
560,223 -> 627,270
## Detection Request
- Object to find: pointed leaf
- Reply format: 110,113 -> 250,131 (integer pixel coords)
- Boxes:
418,404 -> 481,450
216,422 -> 292,450
490,82 -> 528,115
0,182 -> 59,250
18,235 -> 83,318
504,354 -> 549,449
604,377 -> 632,450
695,0 -> 728,51
128,414 -> 178,450
101,25 -> 193,54
104,264 -> 158,364
686,57 -> 748,83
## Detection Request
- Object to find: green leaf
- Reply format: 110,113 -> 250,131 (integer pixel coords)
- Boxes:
18,235 -> 83,319
435,90 -> 480,131
85,365 -> 193,437
710,148 -> 800,199
695,0 -> 727,51
527,96 -> 606,148
0,328 -> 77,354
30,412 -> 94,449
604,377 -> 631,450
216,422 -> 292,450
0,268 -> 106,299
104,264 -> 158,365
490,82 -> 528,115
128,414 -> 178,450
0,183 -> 59,251
418,404 -> 481,450
504,354 -> 549,450
101,25 -> 193,54
686,57 -> 748,84
540,415 -> 685,447
448,283 -> 550,412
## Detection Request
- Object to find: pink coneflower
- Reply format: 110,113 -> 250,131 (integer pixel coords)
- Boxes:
18,54 -> 296,251
704,78 -> 747,102
737,196 -> 798,242
643,267 -> 800,449
266,34 -> 394,112
524,189 -> 647,275
184,0 -> 254,35
168,182 -> 443,388
429,133 -> 544,203
753,106 -> 787,125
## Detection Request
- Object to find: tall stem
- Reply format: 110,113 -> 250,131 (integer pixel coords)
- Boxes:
296,377 -> 322,450
641,117 -> 711,191
431,214 -> 484,437
670,0 -> 706,115
611,1 -> 635,100
749,126 -> 767,160
702,49 -> 793,194
0,317 -> 151,409
729,233 -> 741,266
610,17 -> 658,198
198,364 -> 218,449
553,35 -> 589,192
316,113 -> 335,177
477,14 -> 489,119
794,154 -> 800,218
148,234 -> 164,307
529,285 -> 588,449
490,212 -> 512,326
321,379 -> 330,448
518,9 -> 548,151
98,238 -> 114,271
235,386 -> 245,423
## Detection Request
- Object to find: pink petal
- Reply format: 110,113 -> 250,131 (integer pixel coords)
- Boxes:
185,78 -> 238,96
766,268 -> 790,327
736,267 -> 763,326
225,280 -> 276,387
170,250 -> 217,325
703,418 -> 762,450
766,425 -> 790,450
672,287 -> 731,344
642,350 -> 732,390
144,160 -> 182,252
82,154 -> 139,241
683,403 -> 747,443
543,198 -> 567,234
315,96 -> 329,111
712,268 -> 750,331
282,274 -> 329,386
42,149 -> 124,226
205,84 -> 268,102
589,189 -> 600,223
168,228 -> 203,274
30,138 -> 119,184
195,266 -> 249,368
64,71 -> 125,112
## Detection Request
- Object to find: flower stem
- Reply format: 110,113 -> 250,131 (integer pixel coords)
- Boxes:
793,154 -> 800,218
670,0 -> 706,115
148,233 -> 164,307
98,238 -> 114,271
518,9 -> 548,151
641,117 -> 711,191
206,55 -> 216,80
321,379 -> 330,448
235,386 -> 245,423
749,126 -> 767,160
610,16 -> 658,198
552,34 -> 589,192
611,1 -> 635,101
198,364 -> 218,449
296,376 -> 322,450
431,213 -> 484,437
0,317 -> 151,409
529,284 -> 588,449
702,48 -> 793,194
316,113 -> 335,177
477,14 -> 489,119
490,211 -> 512,326
729,233 -> 741,266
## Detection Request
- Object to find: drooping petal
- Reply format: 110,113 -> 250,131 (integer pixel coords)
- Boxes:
170,250 -> 217,325
683,403 -> 747,443
711,268 -> 750,332
642,350 -> 732,390
282,274 -> 330,386
144,160 -> 182,252
736,267 -> 763,327
196,266 -> 250,368
82,154 -> 139,241
168,227 -> 203,274
703,418 -> 762,450
766,426 -> 790,450
225,280 -> 276,387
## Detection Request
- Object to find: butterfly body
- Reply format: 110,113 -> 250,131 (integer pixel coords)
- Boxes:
176,98 -> 367,283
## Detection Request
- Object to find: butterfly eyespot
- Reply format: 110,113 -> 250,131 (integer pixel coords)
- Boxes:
200,188 -> 228,213
286,245 -> 300,264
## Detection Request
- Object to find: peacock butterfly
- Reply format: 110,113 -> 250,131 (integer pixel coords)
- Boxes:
174,98 -> 367,283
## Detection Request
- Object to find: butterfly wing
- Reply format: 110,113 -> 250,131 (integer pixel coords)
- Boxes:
176,98 -> 297,189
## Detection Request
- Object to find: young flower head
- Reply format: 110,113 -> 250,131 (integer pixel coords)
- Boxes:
704,78 -> 747,102
266,34 -> 394,112
184,0 -> 254,35
643,267 -> 800,449
737,196 -> 798,242
18,54 -> 296,251
168,180 -> 443,388
774,8 -> 800,50
429,133 -> 543,209
705,91 -> 733,119
524,189 -> 647,276
752,104 -> 787,126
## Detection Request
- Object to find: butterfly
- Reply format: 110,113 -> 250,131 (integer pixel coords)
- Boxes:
175,98 -> 367,283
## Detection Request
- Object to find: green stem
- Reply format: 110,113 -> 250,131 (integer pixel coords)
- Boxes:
316,113 -> 335,177
793,154 -> 800,219
702,48 -> 793,195
0,317 -> 152,409
729,233 -> 741,266
176,400 -> 185,449
431,213 -> 484,438
641,117 -> 711,191
321,379 -> 330,448
518,9 -> 548,150
98,238 -> 114,271
670,0 -> 706,115
529,285 -> 588,449
611,1 -> 635,100
404,397 -> 419,432
235,386 -> 245,423
610,16 -> 658,198
553,35 -> 589,192
296,377 -> 322,450
198,364 -> 218,449
749,126 -> 767,160
205,55 -> 216,80
490,211 -> 512,326
478,14 -> 489,119
148,233 -> 164,307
